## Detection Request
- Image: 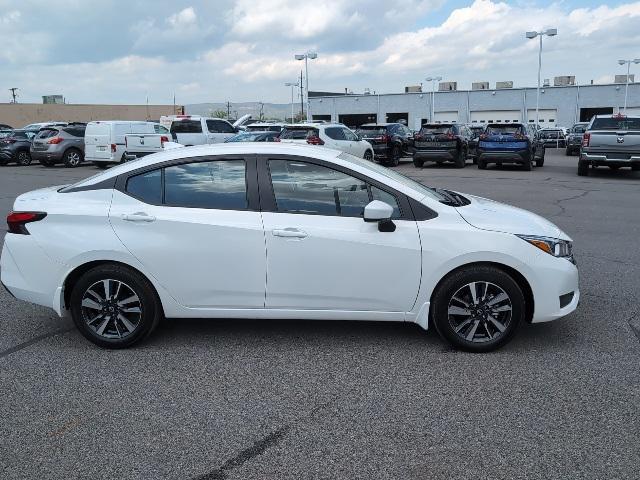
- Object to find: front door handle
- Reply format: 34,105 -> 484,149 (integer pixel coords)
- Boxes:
272,228 -> 307,238
122,212 -> 156,223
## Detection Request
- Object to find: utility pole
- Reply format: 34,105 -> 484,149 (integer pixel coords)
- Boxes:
226,101 -> 231,119
258,102 -> 264,121
300,70 -> 304,120
9,88 -> 18,103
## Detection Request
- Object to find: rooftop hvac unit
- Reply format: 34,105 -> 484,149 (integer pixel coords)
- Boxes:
554,76 -> 575,86
472,82 -> 489,90
496,81 -> 513,89
543,78 -> 550,87
438,81 -> 457,91
404,85 -> 422,93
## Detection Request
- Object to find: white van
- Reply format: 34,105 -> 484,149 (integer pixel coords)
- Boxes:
159,114 -> 252,146
85,121 -> 159,168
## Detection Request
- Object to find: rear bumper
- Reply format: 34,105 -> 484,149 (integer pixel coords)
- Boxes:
30,150 -> 64,162
413,149 -> 457,161
580,151 -> 640,165
0,148 -> 15,160
371,144 -> 392,158
478,149 -> 529,164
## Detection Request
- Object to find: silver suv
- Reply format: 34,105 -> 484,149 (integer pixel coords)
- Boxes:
30,125 -> 86,168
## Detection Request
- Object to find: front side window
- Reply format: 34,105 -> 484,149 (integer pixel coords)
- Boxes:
165,160 -> 247,209
207,120 -> 235,134
323,127 -> 346,141
268,159 -> 400,218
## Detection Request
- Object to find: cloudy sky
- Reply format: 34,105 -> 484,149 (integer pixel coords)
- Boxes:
1,0 -> 639,105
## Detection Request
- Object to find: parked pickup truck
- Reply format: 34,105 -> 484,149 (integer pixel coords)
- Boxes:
124,134 -> 183,160
579,114 -> 640,176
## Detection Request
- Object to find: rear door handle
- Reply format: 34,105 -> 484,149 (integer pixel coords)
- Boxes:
122,212 -> 156,223
272,228 -> 307,238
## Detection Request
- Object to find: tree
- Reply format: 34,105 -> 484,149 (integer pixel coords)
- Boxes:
212,110 -> 227,118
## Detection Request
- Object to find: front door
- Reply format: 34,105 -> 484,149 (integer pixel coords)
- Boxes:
260,157 -> 421,312
109,157 -> 265,309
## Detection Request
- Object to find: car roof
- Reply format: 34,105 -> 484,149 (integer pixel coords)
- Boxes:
359,123 -> 397,127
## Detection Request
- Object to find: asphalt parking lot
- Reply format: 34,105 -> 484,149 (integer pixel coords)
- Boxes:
1,150 -> 639,480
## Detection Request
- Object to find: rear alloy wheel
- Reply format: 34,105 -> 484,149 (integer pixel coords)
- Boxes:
17,150 -> 32,166
432,266 -> 524,352
70,264 -> 161,348
63,149 -> 83,168
413,158 -> 424,168
577,160 -> 589,176
363,150 -> 373,161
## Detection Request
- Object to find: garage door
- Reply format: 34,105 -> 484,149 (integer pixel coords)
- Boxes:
434,111 -> 459,123
526,109 -> 557,126
470,110 -> 521,124
621,107 -> 640,115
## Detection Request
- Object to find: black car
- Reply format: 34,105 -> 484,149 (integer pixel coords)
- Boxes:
356,123 -> 413,166
0,123 -> 13,130
0,129 -> 36,166
476,123 -> 545,170
565,122 -> 589,156
537,128 -> 566,148
467,124 -> 485,162
412,123 -> 471,168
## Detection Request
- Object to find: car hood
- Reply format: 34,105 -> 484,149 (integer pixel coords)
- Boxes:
454,193 -> 571,240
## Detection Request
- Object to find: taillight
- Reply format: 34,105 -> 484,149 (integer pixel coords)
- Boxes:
445,133 -> 456,140
307,136 -> 324,145
47,137 -> 63,144
160,135 -> 169,145
7,211 -> 47,235
514,133 -> 526,140
2,138 -> 16,144
414,134 -> 423,141
273,136 -> 281,142
582,133 -> 590,147
479,134 -> 488,140
111,143 -> 117,153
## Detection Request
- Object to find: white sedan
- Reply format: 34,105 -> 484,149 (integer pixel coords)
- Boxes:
1,144 -> 579,352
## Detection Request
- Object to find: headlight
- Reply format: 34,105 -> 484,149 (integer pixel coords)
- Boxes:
517,235 -> 573,259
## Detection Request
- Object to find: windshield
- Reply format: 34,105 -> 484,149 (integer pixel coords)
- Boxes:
485,125 -> 524,135
591,116 -> 640,130
338,152 -> 446,202
420,125 -> 452,135
571,124 -> 588,133
226,132 -> 264,142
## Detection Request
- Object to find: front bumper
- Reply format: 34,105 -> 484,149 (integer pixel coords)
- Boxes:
413,149 -> 457,162
477,149 -> 529,164
528,253 -> 580,323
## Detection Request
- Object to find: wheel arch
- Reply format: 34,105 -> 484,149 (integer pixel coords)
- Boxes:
428,261 -> 534,324
63,260 -> 164,315
63,146 -> 83,158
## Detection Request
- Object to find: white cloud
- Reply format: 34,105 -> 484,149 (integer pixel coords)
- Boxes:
167,7 -> 197,28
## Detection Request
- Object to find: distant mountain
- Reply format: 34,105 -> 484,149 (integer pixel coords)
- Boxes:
185,102 -> 296,121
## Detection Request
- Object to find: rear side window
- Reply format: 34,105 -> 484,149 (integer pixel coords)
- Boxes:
280,127 -> 318,139
62,127 -> 86,137
164,160 -> 247,209
171,120 -> 202,134
324,127 -> 346,140
126,169 -> 162,204
207,120 -> 235,134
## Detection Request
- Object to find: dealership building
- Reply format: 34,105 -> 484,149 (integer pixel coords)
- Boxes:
308,77 -> 640,130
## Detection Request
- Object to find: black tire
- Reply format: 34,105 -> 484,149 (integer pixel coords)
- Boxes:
0,158 -> 8,166
413,158 -> 424,168
535,156 -> 544,167
453,148 -> 466,168
477,158 -> 487,170
565,147 -> 572,156
632,165 -> 640,172
431,265 -> 525,352
70,264 -> 162,349
522,156 -> 532,171
16,150 -> 32,166
363,150 -> 373,161
63,148 -> 83,168
389,145 -> 401,166
577,160 -> 589,176
94,162 -> 109,169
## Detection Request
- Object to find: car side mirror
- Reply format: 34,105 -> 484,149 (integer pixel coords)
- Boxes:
364,200 -> 396,232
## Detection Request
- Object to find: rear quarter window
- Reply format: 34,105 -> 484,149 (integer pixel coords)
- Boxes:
62,127 -> 86,137
280,128 -> 318,139
170,120 -> 203,134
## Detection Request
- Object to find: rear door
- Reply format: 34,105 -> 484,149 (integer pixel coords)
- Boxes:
109,155 -> 266,309
323,126 -> 351,152
85,122 -> 111,160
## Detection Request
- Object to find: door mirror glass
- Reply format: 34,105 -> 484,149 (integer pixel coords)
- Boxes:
363,200 -> 393,222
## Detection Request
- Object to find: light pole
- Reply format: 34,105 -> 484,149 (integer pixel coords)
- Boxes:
284,82 -> 299,123
526,28 -> 557,127
295,52 -> 318,122
618,59 -> 640,113
425,76 -> 442,122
